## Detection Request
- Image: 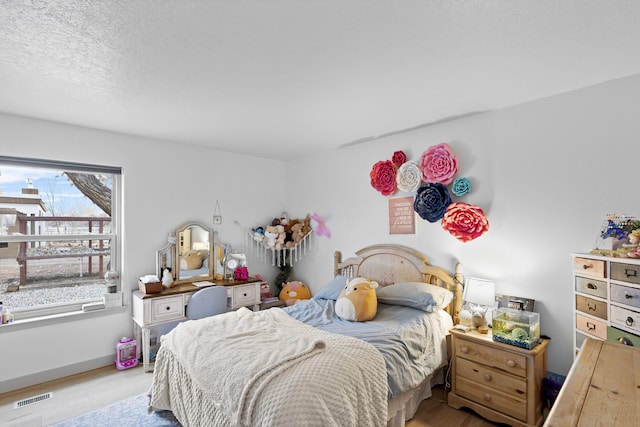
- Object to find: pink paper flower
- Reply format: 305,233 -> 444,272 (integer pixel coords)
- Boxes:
392,150 -> 407,167
419,143 -> 458,185
441,202 -> 489,242
370,160 -> 397,196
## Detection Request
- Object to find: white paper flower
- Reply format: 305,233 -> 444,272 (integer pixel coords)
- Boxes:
396,162 -> 422,192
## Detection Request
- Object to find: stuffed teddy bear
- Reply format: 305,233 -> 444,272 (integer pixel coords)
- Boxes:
335,277 -> 379,322
180,251 -> 203,270
279,281 -> 311,306
263,225 -> 278,248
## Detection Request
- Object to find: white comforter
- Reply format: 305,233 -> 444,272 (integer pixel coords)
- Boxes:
151,307 -> 388,427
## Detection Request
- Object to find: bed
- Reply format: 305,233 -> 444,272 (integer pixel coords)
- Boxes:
150,244 -> 463,427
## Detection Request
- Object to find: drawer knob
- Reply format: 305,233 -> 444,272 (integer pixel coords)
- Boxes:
507,360 -> 516,368
483,373 -> 492,381
586,322 -> 596,331
626,316 -> 635,326
625,293 -> 633,300
587,283 -> 598,290
243,293 -> 247,297
587,302 -> 597,311
483,393 -> 492,402
582,264 -> 592,270
166,306 -> 170,311
461,346 -> 469,354
625,269 -> 638,278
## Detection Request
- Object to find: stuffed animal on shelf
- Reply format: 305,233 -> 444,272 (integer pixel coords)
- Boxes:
335,277 -> 378,322
263,225 -> 278,249
279,281 -> 311,306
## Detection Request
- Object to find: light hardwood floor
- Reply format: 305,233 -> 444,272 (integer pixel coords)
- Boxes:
1,365 -> 498,427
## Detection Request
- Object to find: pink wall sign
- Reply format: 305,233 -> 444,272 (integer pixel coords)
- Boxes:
388,196 -> 415,234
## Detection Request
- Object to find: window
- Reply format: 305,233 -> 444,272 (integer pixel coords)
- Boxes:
0,156 -> 122,321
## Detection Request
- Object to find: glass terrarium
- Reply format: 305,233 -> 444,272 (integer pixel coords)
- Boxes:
492,308 -> 540,349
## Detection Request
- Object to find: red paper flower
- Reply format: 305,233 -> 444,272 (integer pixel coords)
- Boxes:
392,150 -> 407,167
419,142 -> 458,185
441,202 -> 489,242
370,160 -> 397,196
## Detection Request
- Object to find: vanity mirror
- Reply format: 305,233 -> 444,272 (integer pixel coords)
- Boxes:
174,222 -> 215,284
156,243 -> 173,280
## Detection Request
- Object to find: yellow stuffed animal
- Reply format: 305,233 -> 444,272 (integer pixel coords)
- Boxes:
279,281 -> 311,306
335,277 -> 378,322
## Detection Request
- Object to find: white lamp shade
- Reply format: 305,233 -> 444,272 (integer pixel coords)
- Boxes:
463,277 -> 495,307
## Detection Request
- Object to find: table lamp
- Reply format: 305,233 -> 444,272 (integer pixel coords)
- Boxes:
463,277 -> 495,333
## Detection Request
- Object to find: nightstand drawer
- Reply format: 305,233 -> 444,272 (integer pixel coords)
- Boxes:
574,257 -> 606,278
575,294 -> 607,320
575,276 -> 607,299
455,338 -> 527,377
456,357 -> 527,397
150,295 -> 185,322
610,283 -> 640,309
456,376 -> 527,422
576,313 -> 607,340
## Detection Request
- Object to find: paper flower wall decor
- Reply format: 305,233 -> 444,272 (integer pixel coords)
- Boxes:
369,142 -> 489,242
396,162 -> 422,192
451,177 -> 471,196
370,160 -> 397,196
413,183 -> 452,223
419,142 -> 458,185
392,150 -> 407,167
441,202 -> 490,242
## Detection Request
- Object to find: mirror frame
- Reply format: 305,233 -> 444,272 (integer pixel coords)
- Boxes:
156,243 -> 174,281
174,221 -> 215,284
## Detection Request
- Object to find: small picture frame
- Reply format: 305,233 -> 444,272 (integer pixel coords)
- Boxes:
495,293 -> 536,312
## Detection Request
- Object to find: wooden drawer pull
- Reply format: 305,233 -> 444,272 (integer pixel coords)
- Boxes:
483,373 -> 492,381
483,393 -> 492,401
507,360 -> 516,368
587,282 -> 598,290
461,346 -> 469,354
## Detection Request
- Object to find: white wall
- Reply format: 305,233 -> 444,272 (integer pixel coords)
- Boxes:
0,114 -> 285,391
286,73 -> 640,376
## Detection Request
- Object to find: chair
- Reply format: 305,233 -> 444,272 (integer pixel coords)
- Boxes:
186,286 -> 228,320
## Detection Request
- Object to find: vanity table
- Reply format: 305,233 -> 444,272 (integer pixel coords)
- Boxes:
132,278 -> 261,371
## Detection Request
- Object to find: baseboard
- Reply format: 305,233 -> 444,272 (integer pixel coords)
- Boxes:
0,355 -> 113,393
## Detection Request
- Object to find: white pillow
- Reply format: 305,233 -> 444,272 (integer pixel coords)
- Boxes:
376,281 -> 453,312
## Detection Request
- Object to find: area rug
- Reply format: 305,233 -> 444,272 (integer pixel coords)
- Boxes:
51,393 -> 181,427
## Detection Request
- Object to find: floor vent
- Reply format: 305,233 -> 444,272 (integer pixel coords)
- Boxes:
13,392 -> 53,409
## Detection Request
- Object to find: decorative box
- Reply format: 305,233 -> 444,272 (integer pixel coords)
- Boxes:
492,307 -> 540,349
138,280 -> 162,294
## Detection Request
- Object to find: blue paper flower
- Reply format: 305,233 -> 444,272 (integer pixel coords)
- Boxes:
451,177 -> 471,196
413,183 -> 452,223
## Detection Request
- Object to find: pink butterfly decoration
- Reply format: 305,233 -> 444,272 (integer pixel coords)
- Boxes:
311,213 -> 331,238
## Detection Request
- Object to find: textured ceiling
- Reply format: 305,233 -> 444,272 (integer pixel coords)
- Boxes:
1,1 -> 640,160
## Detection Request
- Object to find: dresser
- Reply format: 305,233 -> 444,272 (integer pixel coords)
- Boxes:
543,338 -> 640,426
132,278 -> 261,371
572,253 -> 640,355
448,329 -> 549,427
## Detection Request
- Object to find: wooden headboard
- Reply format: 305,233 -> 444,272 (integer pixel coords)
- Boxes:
334,244 -> 464,323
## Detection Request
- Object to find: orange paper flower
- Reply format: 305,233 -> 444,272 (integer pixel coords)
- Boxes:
441,202 -> 489,242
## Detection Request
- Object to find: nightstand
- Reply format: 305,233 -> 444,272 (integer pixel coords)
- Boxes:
448,329 -> 549,427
